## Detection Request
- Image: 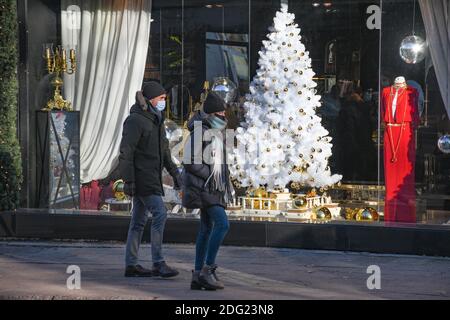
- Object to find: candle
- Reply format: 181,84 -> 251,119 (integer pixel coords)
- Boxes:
45,48 -> 51,60
70,49 -> 75,60
62,49 -> 66,60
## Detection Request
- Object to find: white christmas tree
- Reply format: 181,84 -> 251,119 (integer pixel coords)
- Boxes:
229,5 -> 342,191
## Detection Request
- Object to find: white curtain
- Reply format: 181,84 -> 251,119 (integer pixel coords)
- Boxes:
61,0 -> 152,183
419,0 -> 449,119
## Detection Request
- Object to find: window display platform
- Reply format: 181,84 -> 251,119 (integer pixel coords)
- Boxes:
1,209 -> 450,257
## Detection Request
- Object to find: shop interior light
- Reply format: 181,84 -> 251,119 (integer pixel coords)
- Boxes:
205,4 -> 223,8
312,2 -> 321,7
323,2 -> 333,7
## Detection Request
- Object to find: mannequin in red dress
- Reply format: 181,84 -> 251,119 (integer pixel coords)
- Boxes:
381,77 -> 420,223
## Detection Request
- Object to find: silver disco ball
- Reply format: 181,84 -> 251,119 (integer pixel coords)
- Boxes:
164,119 -> 183,146
211,77 -> 237,104
399,35 -> 427,64
438,135 -> 450,154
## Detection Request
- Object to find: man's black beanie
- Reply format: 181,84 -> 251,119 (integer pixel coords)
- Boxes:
203,92 -> 226,114
142,81 -> 166,100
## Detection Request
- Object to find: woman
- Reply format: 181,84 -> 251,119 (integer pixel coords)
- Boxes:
182,92 -> 234,291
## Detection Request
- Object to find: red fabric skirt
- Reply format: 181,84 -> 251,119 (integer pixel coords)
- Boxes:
383,123 -> 416,223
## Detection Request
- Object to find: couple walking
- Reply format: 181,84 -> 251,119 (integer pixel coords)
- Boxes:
119,81 -> 233,290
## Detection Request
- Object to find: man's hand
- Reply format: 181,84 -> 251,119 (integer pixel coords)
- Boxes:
124,182 -> 136,197
171,170 -> 183,191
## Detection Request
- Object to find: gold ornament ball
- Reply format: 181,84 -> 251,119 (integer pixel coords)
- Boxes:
293,196 -> 307,209
356,207 -> 379,221
315,207 -> 332,220
254,187 -> 268,198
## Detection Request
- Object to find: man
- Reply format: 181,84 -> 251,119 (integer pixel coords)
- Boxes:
119,81 -> 182,278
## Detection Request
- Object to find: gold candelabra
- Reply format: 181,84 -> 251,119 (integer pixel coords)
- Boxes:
42,43 -> 77,111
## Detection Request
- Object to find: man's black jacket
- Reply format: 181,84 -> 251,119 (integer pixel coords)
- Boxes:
119,93 -> 178,196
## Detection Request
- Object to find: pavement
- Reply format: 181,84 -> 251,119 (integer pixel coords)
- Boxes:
0,240 -> 449,300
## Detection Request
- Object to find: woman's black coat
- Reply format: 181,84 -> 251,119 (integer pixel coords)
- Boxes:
182,111 -> 229,209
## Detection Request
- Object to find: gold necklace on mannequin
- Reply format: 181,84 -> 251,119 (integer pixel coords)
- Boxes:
387,85 -> 408,163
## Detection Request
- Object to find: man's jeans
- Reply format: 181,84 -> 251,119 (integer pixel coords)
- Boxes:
125,195 -> 167,267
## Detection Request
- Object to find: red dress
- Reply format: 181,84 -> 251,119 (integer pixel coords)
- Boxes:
381,86 -> 419,223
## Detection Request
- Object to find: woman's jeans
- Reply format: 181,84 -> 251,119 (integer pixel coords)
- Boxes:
125,195 -> 167,266
195,205 -> 230,271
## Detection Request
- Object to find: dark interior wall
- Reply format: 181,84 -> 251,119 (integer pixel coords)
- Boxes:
18,0 -> 61,208
289,0 -> 380,91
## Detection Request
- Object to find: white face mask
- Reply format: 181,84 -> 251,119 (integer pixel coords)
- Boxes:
155,100 -> 166,112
